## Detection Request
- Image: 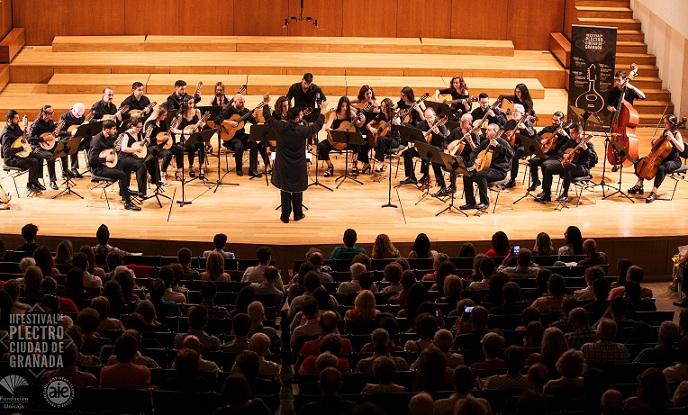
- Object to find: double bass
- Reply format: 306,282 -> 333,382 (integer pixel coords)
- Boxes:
608,63 -> 640,167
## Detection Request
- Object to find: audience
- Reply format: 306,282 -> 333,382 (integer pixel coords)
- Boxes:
201,251 -> 231,282
371,233 -> 400,259
203,233 -> 235,259
214,374 -> 272,415
581,318 -> 630,366
100,332 -> 151,389
174,305 -> 221,352
558,225 -> 584,255
330,228 -> 367,260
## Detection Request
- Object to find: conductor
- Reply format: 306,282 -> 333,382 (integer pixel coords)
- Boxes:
262,96 -> 326,223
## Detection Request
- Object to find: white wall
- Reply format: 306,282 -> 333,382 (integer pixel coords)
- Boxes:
631,0 -> 688,116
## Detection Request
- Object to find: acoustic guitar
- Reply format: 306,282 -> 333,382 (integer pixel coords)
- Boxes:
67,113 -> 94,135
182,111 -> 211,139
128,101 -> 157,120
11,116 -> 33,158
327,111 -> 365,151
161,114 -> 182,151
129,125 -> 151,160
220,100 -> 266,142
101,105 -> 129,121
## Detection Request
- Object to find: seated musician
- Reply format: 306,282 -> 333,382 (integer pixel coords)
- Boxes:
120,82 -> 152,121
536,123 -> 596,203
91,87 -> 120,122
398,86 -> 425,126
628,114 -> 684,203
59,103 -> 87,178
29,105 -> 67,190
435,76 -> 472,121
607,69 -> 647,172
353,85 -> 379,111
460,124 -> 513,210
87,120 -> 141,211
215,94 -> 265,177
445,113 -> 483,195
211,82 -> 230,107
287,73 -> 326,109
368,98 -> 401,172
172,99 -> 206,179
417,108 -> 451,197
166,80 -> 201,112
471,93 -> 507,128
145,106 -> 180,183
500,83 -> 535,116
1,110 -> 44,192
117,119 -> 149,197
527,111 -> 571,191
504,104 -> 536,188
319,96 -> 366,177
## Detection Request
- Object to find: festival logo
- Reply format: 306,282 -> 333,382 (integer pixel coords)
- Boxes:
43,377 -> 75,408
0,374 -> 30,410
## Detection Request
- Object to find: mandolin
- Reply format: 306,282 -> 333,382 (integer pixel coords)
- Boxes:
504,115 -> 537,147
101,105 -> 130,121
160,113 -> 182,151
67,112 -> 94,135
38,119 -> 65,151
99,135 -> 121,168
11,116 -> 33,158
129,125 -> 151,160
128,101 -> 157,120
562,134 -> 594,165
399,93 -> 430,124
473,130 -> 504,172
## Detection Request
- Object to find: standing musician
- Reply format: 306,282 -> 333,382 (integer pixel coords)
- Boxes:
471,93 -> 507,128
369,98 -> 400,172
172,99 -> 206,179
28,105 -> 66,190
215,94 -> 266,177
262,96 -> 326,223
504,103 -> 536,188
146,106 -> 181,183
536,123 -> 597,203
527,111 -> 571,191
435,76 -> 472,120
287,73 -> 326,109
91,87 -> 120,122
445,113 -> 483,194
120,82 -> 152,121
607,69 -> 647,172
500,83 -> 535,116
353,85 -> 379,111
117,119 -> 150,197
166,80 -> 202,112
418,108 -> 451,197
318,96 -> 366,177
460,124 -> 513,210
211,82 -> 230,106
628,114 -> 684,203
1,110 -> 44,192
88,120 -> 141,211
59,103 -> 87,178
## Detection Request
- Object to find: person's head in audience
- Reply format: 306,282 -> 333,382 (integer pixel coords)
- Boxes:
372,233 -> 399,259
21,223 -> 38,246
247,301 -> 265,326
352,253 -> 371,271
568,307 -> 590,330
103,278 -> 126,309
23,265 -> 43,299
432,252 -> 449,271
315,351 -> 338,372
593,277 -> 611,302
610,296 -> 628,321
546,273 -> 565,298
313,287 -> 333,312
616,258 -> 633,286
349,262 -> 366,282
187,305 -> 209,332
597,318 -> 618,342
371,356 -> 396,385
404,283 -> 428,321
40,276 -> 58,297
563,226 -> 584,254
158,265 -> 176,289
624,280 -> 643,304
516,248 -> 533,268
482,332 -> 505,360
584,265 -> 605,287
263,265 -> 280,286
636,367 -> 669,412
477,256 -> 496,282
182,335 -> 203,354
601,389 -> 624,415
436,260 -> 457,296
79,246 -> 99,274
527,363 -> 549,393
488,272 -> 510,303
114,267 -> 135,300
541,327 -> 568,364
318,310 -> 339,334
96,224 -> 110,247
459,242 -> 476,258
319,333 -> 343,356
504,345 -> 526,375
114,331 -> 139,363
408,392 -> 433,415
233,286 -> 255,314
342,228 -> 357,248
308,251 -> 325,270
220,374 -> 252,408
105,250 -> 124,273
205,251 -> 226,281
249,332 -> 270,358
517,390 -> 547,415
433,329 -> 454,354
394,257 -> 410,271
124,312 -> 145,334
55,240 -> 74,266
414,313 -> 439,341
556,349 -> 586,380
319,367 -> 342,396
353,290 -> 377,319
490,231 -> 510,255
627,265 -> 645,285
370,328 -> 391,355
177,247 -> 193,268
456,396 -> 490,415
19,257 -> 36,273
469,305 -> 489,332
235,350 -> 260,380
501,281 -> 521,306
174,348 -> 200,376
533,232 -> 554,256
411,233 -> 433,258
147,278 -> 166,304
76,307 -> 100,335
657,321 -> 680,347
471,254 -> 486,281
418,345 -> 448,378
358,272 -> 374,291
230,313 -> 250,340
443,275 -> 463,302
452,365 -> 476,395
304,271 -> 322,294
33,246 -> 55,277
256,246 -> 271,265
400,270 -> 416,290
71,253 -> 88,275
383,263 -> 403,285
377,316 -> 400,346
301,296 -> 319,321
90,296 -> 112,321
212,233 -> 228,251
136,299 -> 157,325
535,268 -> 551,297
200,281 -> 217,305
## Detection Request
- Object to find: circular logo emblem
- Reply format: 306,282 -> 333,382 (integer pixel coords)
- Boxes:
43,377 -> 74,408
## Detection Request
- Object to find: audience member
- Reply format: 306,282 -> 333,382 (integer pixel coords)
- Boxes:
581,318 -> 630,366
330,228 -> 367,260
371,233 -> 400,259
203,233 -> 235,259
201,251 -> 231,282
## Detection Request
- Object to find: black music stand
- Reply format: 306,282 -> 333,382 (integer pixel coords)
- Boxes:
249,124 -> 276,187
176,130 -> 211,206
51,137 -> 84,200
414,140 -> 449,205
435,153 -> 469,217
329,129 -> 364,188
601,138 -> 635,203
395,125 -> 427,192
381,144 -> 398,209
513,135 -> 546,204
72,123 -> 99,176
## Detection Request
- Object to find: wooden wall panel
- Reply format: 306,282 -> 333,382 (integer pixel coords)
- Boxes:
286,0 -> 342,37
397,0 -> 452,39
341,0 -> 398,38
450,0 -> 509,40
564,0 -> 577,39
179,0 -> 234,36
507,0 -> 565,49
124,0 -> 180,35
233,0 -> 287,36
0,0 -> 12,39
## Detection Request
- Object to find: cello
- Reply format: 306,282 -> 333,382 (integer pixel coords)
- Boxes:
608,63 -> 640,167
634,112 -> 679,180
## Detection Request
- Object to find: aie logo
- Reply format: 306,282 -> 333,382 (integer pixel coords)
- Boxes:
43,377 -> 74,408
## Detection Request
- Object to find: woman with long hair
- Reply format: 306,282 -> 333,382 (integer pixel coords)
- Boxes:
436,76 -> 472,120
533,232 -> 555,256
558,226 -> 584,256
502,83 -> 535,116
371,233 -> 400,259
172,98 -> 206,179
318,96 -> 367,177
409,233 -> 436,259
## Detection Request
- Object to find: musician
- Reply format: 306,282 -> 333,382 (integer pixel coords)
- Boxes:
29,105 -> 65,190
628,114 -> 684,203
460,123 -> 513,210
166,80 -> 201,112
319,96 -> 366,177
287,73 -> 326,108
215,94 -> 265,177
59,103 -> 87,178
527,111 -> 572,191
536,123 -> 597,203
504,104 -> 536,188
353,85 -> 379,111
435,76 -> 472,120
172,99 -> 206,179
445,113 -> 483,194
369,98 -> 401,172
91,87 -> 119,122
500,83 -> 535,116
398,86 -> 425,126
210,82 -> 230,107
87,120 -> 141,211
117,119 -> 150,196
145,106 -> 181,183
471,93 -> 507,127
263,96 -> 326,223
607,69 -> 646,172
120,82 -> 152,121
273,96 -> 291,121
418,108 -> 451,197
1,110 -> 44,192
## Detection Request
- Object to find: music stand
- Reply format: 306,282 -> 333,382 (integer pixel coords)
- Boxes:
176,130 -> 210,206
435,152 -> 469,217
414,140 -> 449,205
249,124 -> 276,187
601,138 -> 635,203
512,135 -> 546,204
329,129 -> 364,188
395,125 -> 425,190
71,123 -> 98,176
51,137 -> 84,200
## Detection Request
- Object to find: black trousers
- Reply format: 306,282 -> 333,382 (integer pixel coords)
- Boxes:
223,132 -> 248,171
529,155 -> 559,184
561,164 -> 589,194
541,160 -> 565,195
120,156 -> 148,194
402,147 -> 429,179
652,159 -> 681,188
93,162 -> 131,200
462,168 -> 505,205
32,147 -> 64,181
161,144 -> 184,172
146,146 -> 161,184
187,141 -> 206,167
249,140 -> 269,172
280,190 -> 303,220
5,155 -> 43,183
317,139 -> 336,161
510,145 -> 526,180
357,142 -> 371,164
374,136 -> 401,162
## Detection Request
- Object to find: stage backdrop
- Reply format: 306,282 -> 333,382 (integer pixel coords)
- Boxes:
567,24 -> 617,132
12,0 -> 566,49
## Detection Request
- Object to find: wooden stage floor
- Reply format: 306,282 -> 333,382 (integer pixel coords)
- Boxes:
1,128 -> 688,250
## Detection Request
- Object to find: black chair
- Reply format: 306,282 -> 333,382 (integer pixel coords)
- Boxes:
152,390 -> 220,415
90,175 -> 118,209
3,165 -> 29,198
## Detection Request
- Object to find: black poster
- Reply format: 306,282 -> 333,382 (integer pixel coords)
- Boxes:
567,25 -> 617,131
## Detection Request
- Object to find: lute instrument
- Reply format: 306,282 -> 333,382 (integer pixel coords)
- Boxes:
11,116 -> 33,158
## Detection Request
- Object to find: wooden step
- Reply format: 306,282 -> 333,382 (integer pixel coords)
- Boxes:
616,30 -> 644,42
0,65 -> 9,93
617,41 -> 647,54
52,36 -> 146,52
641,89 -> 672,101
576,0 -> 630,7
634,100 -> 674,112
47,73 -> 151,94
549,33 -> 570,68
577,17 -> 641,30
616,53 -> 655,66
419,38 -> 514,56
631,76 -> 662,89
576,6 -> 633,19
0,28 -> 26,64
